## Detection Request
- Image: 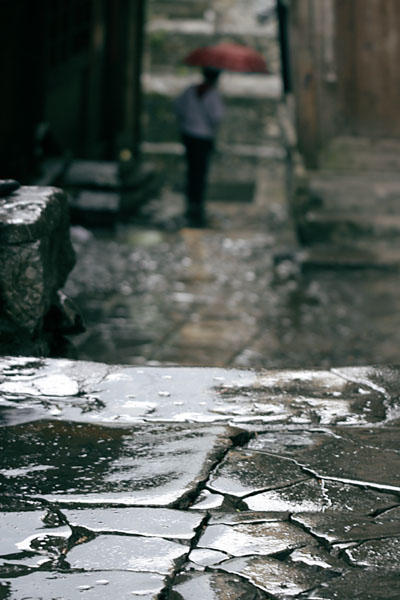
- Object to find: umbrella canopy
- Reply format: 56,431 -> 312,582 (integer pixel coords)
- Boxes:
183,42 -> 269,74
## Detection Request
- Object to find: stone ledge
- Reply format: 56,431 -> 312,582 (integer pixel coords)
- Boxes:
0,186 -> 75,354
0,186 -> 69,245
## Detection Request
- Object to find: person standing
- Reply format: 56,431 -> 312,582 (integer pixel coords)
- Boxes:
175,67 -> 225,227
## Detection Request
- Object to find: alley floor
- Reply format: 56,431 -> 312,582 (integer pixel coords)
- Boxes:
65,161 -> 400,370
2,355 -> 400,599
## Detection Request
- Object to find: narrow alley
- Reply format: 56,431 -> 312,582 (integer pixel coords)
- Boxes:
64,164 -> 400,370
3,2 -> 400,599
63,0 -> 400,371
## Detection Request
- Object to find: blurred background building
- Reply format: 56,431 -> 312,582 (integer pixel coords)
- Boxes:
3,0 -> 400,183
1,0 -> 145,181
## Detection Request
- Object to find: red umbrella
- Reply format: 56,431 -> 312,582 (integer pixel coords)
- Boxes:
183,42 -> 269,74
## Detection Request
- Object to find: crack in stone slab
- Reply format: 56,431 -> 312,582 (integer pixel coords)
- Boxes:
158,513 -> 212,598
254,449 -> 400,496
368,503 -> 400,518
181,429 -> 255,511
331,366 -> 400,425
159,431 -> 258,596
209,554 -> 333,598
240,477 -> 312,501
169,569 -> 267,599
332,368 -> 390,401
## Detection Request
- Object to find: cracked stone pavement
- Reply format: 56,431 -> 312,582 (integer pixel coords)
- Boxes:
1,356 -> 400,599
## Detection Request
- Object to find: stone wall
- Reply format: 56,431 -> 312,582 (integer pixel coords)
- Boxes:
0,186 -> 77,356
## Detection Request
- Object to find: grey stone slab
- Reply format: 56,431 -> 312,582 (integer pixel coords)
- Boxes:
333,364 -> 400,422
1,420 -> 231,507
78,365 -> 259,424
0,511 -> 69,560
304,570 -> 400,599
0,570 -> 165,599
247,428 -> 400,493
63,160 -> 120,188
289,544 -> 346,571
72,190 -> 120,212
211,367 -> 386,427
197,521 -> 311,557
0,355 -> 108,398
379,505 -> 400,520
66,534 -> 187,575
189,490 -> 225,510
292,513 -> 400,545
245,478 -> 399,514
216,555 -> 329,598
345,536 -> 400,568
300,243 -> 400,271
209,511 -> 289,525
62,507 -> 203,539
188,548 -> 229,567
0,186 -> 69,244
170,571 -> 262,599
10,362 -> 374,427
208,448 -> 307,498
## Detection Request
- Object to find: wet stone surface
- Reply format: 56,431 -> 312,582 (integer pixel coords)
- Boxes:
344,536 -> 400,569
197,520 -> 312,557
244,478 -> 399,513
1,357 -> 400,598
303,569 -> 400,599
1,420 -> 231,507
208,448 -> 307,497
215,555 -> 331,597
65,534 -> 188,574
170,571 -> 265,599
0,571 -> 166,600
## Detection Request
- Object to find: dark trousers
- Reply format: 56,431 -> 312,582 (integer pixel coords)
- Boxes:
182,134 -> 214,226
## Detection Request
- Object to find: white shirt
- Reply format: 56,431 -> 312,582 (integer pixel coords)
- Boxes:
175,85 -> 225,139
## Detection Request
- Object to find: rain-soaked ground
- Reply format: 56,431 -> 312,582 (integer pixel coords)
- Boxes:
1,355 -> 400,598
64,162 -> 400,369
1,166 -> 397,598
4,145 -> 400,599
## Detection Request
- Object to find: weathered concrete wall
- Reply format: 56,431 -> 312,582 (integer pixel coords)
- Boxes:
0,186 -> 76,356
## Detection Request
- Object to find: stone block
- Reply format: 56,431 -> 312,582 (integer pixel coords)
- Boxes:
0,186 -> 75,354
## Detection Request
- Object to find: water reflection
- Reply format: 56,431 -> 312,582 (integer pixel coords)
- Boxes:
65,220 -> 400,369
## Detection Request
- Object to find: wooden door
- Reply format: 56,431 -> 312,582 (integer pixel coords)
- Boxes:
335,0 -> 400,138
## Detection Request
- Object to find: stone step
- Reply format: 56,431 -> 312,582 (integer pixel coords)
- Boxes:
148,0 -> 275,25
318,137 -> 400,172
62,160 -> 163,226
141,141 -> 285,191
142,74 -> 281,146
305,172 -> 400,215
149,0 -> 211,20
299,211 -> 400,245
142,71 -> 281,99
300,242 -> 400,271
